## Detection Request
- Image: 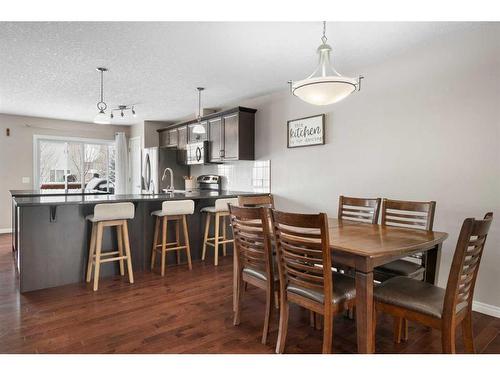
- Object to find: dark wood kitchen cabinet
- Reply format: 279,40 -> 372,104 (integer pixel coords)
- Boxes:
208,117 -> 222,162
208,107 -> 256,162
177,125 -> 188,150
157,107 -> 256,162
159,128 -> 178,148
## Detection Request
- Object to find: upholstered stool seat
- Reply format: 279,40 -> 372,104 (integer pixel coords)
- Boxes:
86,202 -> 135,291
151,200 -> 194,275
151,200 -> 195,217
201,198 -> 238,266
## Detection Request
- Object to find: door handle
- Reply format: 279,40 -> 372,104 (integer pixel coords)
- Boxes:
196,147 -> 202,161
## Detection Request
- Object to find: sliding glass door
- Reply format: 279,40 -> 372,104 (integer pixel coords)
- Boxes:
34,136 -> 115,192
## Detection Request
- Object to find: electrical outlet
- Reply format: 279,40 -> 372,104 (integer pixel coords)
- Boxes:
22,177 -> 30,184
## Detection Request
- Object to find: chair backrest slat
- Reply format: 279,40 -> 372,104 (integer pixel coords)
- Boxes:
338,196 -> 381,224
238,194 -> 275,209
443,212 -> 493,321
229,205 -> 273,283
381,198 -> 436,230
271,210 -> 332,304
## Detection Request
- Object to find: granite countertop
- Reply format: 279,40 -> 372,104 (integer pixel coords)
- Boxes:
12,190 -> 262,207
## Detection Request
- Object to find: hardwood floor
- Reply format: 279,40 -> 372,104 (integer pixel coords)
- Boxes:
1,233 -> 499,354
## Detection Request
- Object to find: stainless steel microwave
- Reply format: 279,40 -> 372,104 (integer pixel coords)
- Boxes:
185,141 -> 209,165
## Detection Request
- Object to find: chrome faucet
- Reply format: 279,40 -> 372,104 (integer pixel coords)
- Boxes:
161,167 -> 175,193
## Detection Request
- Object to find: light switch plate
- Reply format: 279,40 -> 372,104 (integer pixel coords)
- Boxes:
22,177 -> 30,184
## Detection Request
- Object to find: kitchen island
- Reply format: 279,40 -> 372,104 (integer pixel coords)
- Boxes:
11,190 -> 261,292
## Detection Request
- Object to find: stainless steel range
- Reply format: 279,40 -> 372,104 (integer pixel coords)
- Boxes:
197,174 -> 221,192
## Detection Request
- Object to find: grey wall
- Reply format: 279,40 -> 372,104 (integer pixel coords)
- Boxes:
238,24 -> 500,312
0,113 -> 130,230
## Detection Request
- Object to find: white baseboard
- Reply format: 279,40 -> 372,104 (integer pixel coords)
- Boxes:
0,228 -> 12,234
473,300 -> 500,318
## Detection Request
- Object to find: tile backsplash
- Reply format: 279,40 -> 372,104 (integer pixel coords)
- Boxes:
190,160 -> 271,193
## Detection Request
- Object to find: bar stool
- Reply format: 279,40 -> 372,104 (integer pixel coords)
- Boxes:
86,202 -> 135,291
201,197 -> 238,266
151,200 -> 194,276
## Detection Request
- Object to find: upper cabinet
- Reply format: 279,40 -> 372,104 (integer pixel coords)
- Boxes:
159,128 -> 178,148
177,125 -> 188,150
158,107 -> 256,163
208,117 -> 223,162
208,107 -> 256,163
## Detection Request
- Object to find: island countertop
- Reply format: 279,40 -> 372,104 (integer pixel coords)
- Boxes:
12,190 -> 261,207
10,189 -> 110,197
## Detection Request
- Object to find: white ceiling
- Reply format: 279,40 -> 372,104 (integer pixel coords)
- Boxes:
0,22 -> 475,125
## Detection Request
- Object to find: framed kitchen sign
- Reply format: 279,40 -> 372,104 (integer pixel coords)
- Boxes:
287,114 -> 325,148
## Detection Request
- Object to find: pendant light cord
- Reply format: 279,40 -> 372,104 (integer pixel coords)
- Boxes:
96,68 -> 107,111
321,21 -> 327,44
197,87 -> 204,123
100,69 -> 104,103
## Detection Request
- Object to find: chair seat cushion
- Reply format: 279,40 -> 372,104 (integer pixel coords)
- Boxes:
374,276 -> 466,319
286,272 -> 356,305
242,266 -> 279,282
376,259 -> 425,278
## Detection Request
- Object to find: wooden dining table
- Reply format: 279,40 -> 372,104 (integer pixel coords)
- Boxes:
233,217 -> 448,354
328,218 -> 447,353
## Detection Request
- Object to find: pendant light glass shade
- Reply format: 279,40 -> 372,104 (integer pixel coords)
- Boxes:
290,23 -> 362,106
94,109 -> 110,125
192,124 -> 206,134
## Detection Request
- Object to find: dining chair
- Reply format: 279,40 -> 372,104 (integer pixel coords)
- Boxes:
375,199 -> 437,282
338,195 -> 381,224
337,196 -> 381,319
238,194 -> 275,208
271,210 -> 356,354
374,212 -> 493,353
229,204 -> 276,344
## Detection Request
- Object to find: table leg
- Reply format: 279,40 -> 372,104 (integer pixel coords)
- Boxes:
355,270 -> 375,354
424,243 -> 442,285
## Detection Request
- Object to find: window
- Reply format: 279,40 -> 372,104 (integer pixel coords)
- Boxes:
34,135 -> 115,192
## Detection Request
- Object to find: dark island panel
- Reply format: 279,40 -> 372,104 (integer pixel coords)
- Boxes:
13,191 -> 264,292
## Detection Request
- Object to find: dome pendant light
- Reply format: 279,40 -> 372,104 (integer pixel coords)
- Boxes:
192,87 -> 206,134
94,67 -> 110,124
289,22 -> 364,106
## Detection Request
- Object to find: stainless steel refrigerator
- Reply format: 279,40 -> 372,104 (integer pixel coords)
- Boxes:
142,147 -> 189,194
